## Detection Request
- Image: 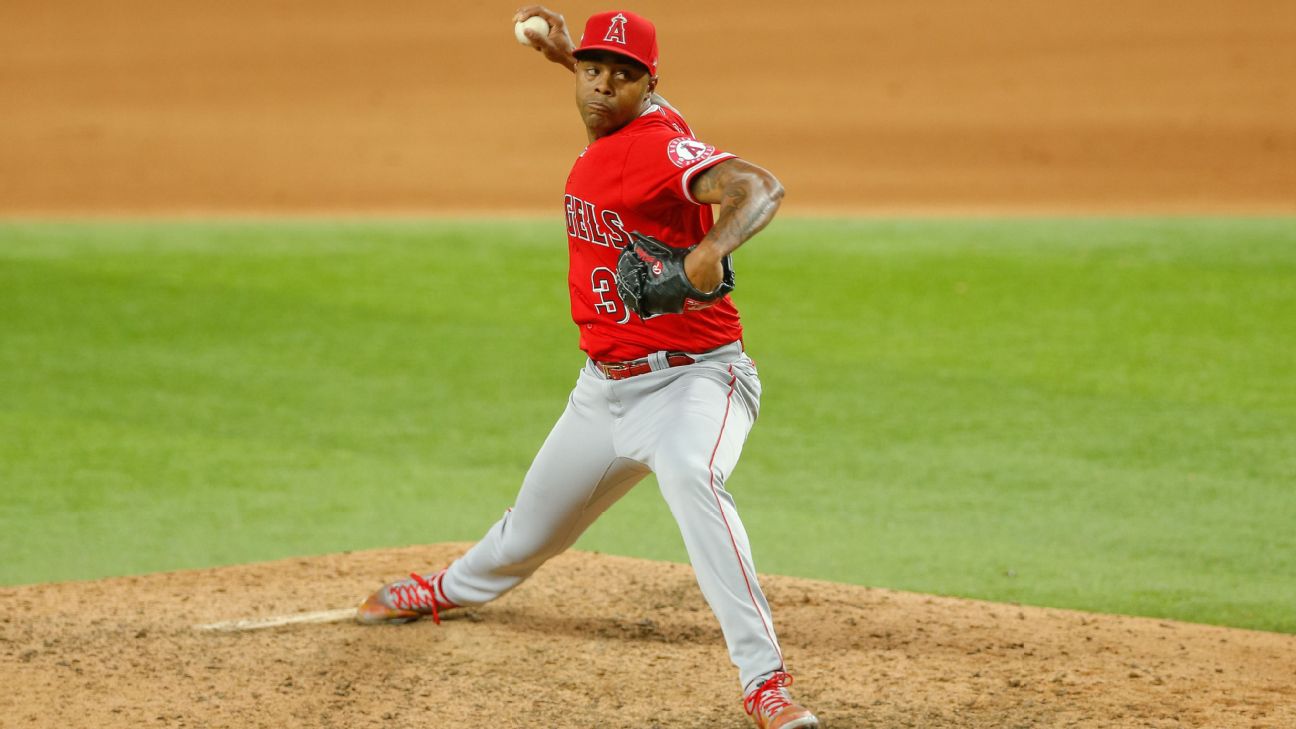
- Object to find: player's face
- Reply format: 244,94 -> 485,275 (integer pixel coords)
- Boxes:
574,52 -> 656,140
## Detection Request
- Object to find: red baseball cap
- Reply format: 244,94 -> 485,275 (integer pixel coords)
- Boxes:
573,10 -> 659,74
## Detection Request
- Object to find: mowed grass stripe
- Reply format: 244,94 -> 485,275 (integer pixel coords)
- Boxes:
1,218 -> 1292,632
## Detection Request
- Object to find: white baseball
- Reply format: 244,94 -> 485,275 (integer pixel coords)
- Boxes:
514,16 -> 550,45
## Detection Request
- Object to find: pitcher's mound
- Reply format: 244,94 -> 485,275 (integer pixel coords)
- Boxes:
3,544 -> 1292,727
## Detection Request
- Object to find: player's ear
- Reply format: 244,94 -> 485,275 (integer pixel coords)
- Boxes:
647,76 -> 658,94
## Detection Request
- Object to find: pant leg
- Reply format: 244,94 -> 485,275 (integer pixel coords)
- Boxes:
641,356 -> 785,691
442,367 -> 649,606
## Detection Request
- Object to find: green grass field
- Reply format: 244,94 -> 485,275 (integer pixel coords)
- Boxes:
2,218 -> 1293,633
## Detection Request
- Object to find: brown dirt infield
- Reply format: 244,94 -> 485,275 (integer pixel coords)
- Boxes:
3,545 -> 1294,728
2,0 -> 1294,215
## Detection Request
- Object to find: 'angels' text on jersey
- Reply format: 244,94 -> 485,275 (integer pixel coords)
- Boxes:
564,194 -> 630,249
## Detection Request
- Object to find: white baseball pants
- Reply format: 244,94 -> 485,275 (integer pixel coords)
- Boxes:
439,341 -> 784,691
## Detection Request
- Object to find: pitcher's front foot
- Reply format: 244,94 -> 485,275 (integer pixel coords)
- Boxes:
744,672 -> 820,729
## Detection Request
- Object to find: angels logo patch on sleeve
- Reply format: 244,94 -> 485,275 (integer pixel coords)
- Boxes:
667,137 -> 716,168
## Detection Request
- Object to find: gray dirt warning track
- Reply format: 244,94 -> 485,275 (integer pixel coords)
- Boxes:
2,544 -> 1293,728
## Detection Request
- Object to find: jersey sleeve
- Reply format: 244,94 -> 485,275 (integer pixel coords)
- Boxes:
622,112 -> 737,209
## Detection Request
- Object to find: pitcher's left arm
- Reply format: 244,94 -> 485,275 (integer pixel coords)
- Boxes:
684,160 -> 785,293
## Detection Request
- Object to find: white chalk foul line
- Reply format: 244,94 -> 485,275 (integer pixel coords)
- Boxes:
195,607 -> 357,632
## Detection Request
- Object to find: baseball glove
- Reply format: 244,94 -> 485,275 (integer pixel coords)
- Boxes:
615,231 -> 735,318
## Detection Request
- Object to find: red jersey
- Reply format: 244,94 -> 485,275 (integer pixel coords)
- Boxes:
564,103 -> 743,362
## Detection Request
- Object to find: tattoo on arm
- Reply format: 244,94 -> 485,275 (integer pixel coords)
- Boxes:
691,164 -> 722,202
693,161 -> 783,257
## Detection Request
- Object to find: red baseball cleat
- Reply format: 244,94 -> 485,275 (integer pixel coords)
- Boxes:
356,569 -> 458,625
744,672 -> 820,729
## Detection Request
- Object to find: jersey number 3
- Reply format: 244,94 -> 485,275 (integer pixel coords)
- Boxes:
591,267 -> 631,324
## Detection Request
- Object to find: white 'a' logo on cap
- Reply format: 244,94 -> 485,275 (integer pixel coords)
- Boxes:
604,13 -> 628,44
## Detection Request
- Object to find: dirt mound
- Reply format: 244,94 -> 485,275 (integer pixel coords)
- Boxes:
2,545 -> 1292,728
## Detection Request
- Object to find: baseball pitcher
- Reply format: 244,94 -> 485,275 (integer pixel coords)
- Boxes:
357,8 -> 818,728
